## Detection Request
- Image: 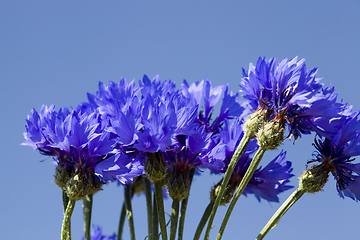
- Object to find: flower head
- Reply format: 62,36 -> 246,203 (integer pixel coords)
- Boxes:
22,105 -> 144,196
310,113 -> 360,201
216,118 -> 294,203
182,79 -> 245,133
240,57 -> 342,140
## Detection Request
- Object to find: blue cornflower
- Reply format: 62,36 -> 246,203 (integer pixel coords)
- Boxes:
310,112 -> 360,201
22,105 -> 144,199
182,79 -> 245,133
134,94 -> 178,153
240,57 -> 340,140
213,118 -> 294,203
241,151 -> 294,202
82,226 -> 116,240
139,74 -> 177,100
87,78 -> 141,120
164,125 -> 226,201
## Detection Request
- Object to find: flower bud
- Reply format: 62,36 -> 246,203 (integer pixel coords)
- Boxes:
243,107 -> 270,139
66,173 -> 102,201
299,164 -> 329,193
55,164 -> 74,190
256,117 -> 284,150
167,169 -> 192,202
210,177 -> 238,205
144,152 -> 167,182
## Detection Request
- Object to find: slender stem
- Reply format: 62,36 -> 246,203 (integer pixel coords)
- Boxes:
170,200 -> 180,240
143,177 -> 154,240
193,202 -> 214,240
178,168 -> 196,240
62,190 -> 71,238
117,201 -> 126,240
124,185 -> 136,240
153,193 -> 159,240
256,188 -> 306,240
61,198 -> 75,240
204,133 -> 251,240
117,186 -> 135,240
154,181 -> 168,240
83,194 -> 93,240
62,190 -> 70,212
216,147 -> 266,240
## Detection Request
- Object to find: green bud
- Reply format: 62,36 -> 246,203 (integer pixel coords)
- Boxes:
244,107 -> 270,139
66,173 -> 102,201
256,117 -> 284,151
144,152 -> 168,182
167,169 -> 192,202
210,177 -> 239,205
299,164 -> 329,193
55,164 -> 75,190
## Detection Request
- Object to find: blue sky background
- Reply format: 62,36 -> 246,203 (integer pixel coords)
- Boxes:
1,1 -> 360,239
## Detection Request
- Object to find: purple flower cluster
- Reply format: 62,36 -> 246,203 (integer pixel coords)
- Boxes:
240,57 -> 360,200
25,56 -> 360,204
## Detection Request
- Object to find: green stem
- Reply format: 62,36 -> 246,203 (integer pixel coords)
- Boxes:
61,198 -> 75,240
117,186 -> 135,240
62,190 -> 71,238
117,201 -> 126,240
153,193 -> 159,240
216,147 -> 266,240
193,201 -> 214,240
143,177 -> 154,240
204,133 -> 251,240
256,188 -> 306,240
154,181 -> 168,240
124,185 -> 136,240
178,168 -> 195,240
83,194 -> 93,240
170,200 -> 180,240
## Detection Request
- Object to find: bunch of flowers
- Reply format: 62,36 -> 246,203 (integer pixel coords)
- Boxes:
22,57 -> 360,240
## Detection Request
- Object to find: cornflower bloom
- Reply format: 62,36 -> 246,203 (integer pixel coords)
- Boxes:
164,125 -> 226,201
22,105 -> 143,200
212,118 -> 294,204
240,57 -> 340,141
306,112 -> 360,200
182,79 -> 245,134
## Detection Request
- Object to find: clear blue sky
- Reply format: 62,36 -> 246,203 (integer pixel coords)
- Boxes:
1,1 -> 360,239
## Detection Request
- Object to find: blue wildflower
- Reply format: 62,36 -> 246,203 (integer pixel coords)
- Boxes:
22,105 -> 144,199
87,78 -> 141,120
310,112 -> 360,201
212,118 -> 294,203
139,74 -> 177,100
164,125 -> 226,201
182,79 -> 245,133
82,226 -> 116,240
240,57 -> 339,140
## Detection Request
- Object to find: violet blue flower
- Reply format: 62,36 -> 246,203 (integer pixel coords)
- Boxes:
22,105 -> 143,190
240,57 -> 341,140
218,118 -> 294,202
311,112 -> 360,201
182,79 -> 245,133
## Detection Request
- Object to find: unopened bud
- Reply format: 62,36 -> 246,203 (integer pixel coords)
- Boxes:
256,117 -> 284,150
144,152 -> 167,182
299,164 -> 329,193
